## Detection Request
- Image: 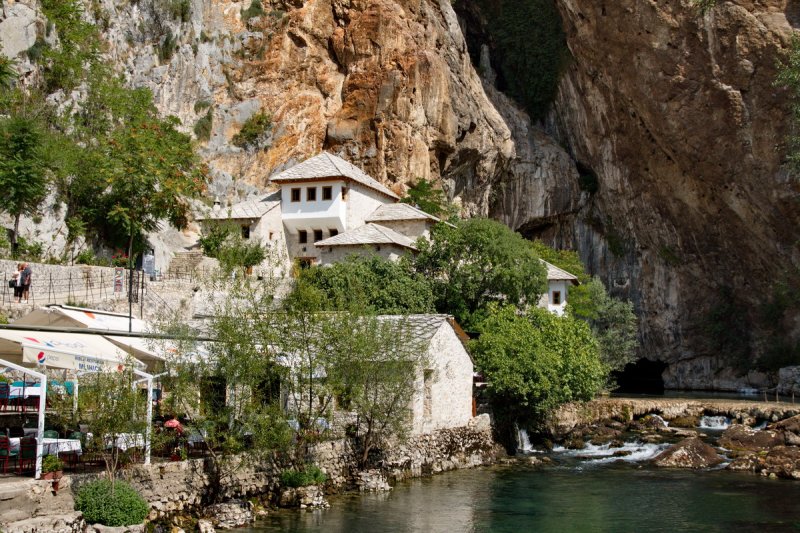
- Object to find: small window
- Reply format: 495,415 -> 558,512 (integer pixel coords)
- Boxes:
306,187 -> 317,201
552,291 -> 561,305
268,231 -> 274,240
290,188 -> 301,202
341,187 -> 348,200
241,225 -> 250,239
322,186 -> 333,200
299,230 -> 308,244
313,229 -> 323,242
329,229 -> 339,237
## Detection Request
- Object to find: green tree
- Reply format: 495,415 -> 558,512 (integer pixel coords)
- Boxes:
298,254 -> 435,314
0,116 -> 50,254
414,218 -> 547,330
472,305 -> 605,431
0,57 -> 16,91
39,0 -> 100,92
400,179 -> 453,218
776,34 -> 800,175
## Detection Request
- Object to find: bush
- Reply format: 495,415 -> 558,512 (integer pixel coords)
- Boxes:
280,465 -> 327,488
75,479 -> 149,527
242,0 -> 265,21
194,109 -> 213,141
232,111 -> 271,150
42,455 -> 63,473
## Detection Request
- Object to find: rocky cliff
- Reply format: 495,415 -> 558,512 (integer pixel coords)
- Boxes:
1,0 -> 799,389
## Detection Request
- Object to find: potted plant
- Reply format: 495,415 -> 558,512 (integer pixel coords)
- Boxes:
42,455 -> 64,481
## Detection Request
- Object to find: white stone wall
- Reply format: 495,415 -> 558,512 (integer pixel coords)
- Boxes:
346,185 -> 393,230
280,180 -> 347,234
538,280 -> 569,316
316,244 -> 412,266
374,219 -> 433,241
411,323 -> 474,435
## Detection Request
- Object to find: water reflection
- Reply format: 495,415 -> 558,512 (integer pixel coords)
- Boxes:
251,465 -> 800,533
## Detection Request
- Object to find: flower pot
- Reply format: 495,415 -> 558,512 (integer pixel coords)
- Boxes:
42,470 -> 62,480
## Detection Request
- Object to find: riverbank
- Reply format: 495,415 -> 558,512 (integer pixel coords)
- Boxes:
0,418 -> 503,532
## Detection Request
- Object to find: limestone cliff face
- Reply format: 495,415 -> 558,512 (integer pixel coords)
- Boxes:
2,0 -> 800,388
543,0 -> 800,389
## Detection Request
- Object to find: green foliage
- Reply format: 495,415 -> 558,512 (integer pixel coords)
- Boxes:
242,0 -> 265,21
280,465 -> 327,487
658,245 -> 682,266
194,100 -> 212,113
42,454 -> 64,473
215,235 -> 267,271
0,57 -> 16,90
39,0 -> 100,92
0,115 -> 50,253
158,30 -> 178,62
194,108 -> 213,141
198,224 -> 233,259
776,35 -> 800,176
478,0 -> 569,120
167,0 -> 191,22
298,255 -> 435,314
232,111 -> 272,150
25,38 -> 48,63
472,305 -> 606,423
400,179 -> 453,218
690,0 -> 717,14
414,218 -> 547,331
75,480 -> 149,527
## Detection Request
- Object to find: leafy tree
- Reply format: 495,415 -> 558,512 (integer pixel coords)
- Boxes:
215,235 -> 267,273
776,35 -> 800,175
298,254 -> 435,314
0,116 -> 50,254
414,218 -> 547,330
39,0 -> 100,92
472,305 -> 605,429
328,314 -> 426,466
400,179 -> 453,218
531,241 -> 638,376
0,57 -> 16,91
232,111 -> 272,150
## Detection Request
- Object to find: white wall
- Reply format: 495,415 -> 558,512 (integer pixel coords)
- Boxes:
280,180 -> 347,234
374,219 -> 433,241
537,280 -> 569,316
346,185 -> 393,230
316,244 -> 412,266
410,322 -> 474,435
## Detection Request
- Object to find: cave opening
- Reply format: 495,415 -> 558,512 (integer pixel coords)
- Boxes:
612,358 -> 668,395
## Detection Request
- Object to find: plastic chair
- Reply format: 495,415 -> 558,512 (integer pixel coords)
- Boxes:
16,437 -> 36,474
0,383 -> 9,412
64,381 -> 74,396
43,430 -> 59,439
0,436 -> 18,473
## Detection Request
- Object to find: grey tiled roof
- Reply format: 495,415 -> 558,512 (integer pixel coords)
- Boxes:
198,191 -> 280,221
315,223 -> 418,250
270,152 -> 399,199
366,203 -> 441,223
542,260 -> 580,285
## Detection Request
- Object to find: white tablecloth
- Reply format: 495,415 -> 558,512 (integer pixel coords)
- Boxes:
8,437 -> 81,455
9,386 -> 41,399
87,433 -> 144,451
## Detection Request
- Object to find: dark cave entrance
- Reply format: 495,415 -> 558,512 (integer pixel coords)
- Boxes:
612,358 -> 668,395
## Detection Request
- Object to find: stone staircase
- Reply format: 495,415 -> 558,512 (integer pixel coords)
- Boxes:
166,250 -> 206,279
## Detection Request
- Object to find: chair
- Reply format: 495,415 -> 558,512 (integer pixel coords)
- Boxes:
16,437 -> 36,474
43,430 -> 59,439
0,383 -> 9,412
0,436 -> 18,473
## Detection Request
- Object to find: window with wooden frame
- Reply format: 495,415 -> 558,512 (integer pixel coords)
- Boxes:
329,228 -> 339,237
290,188 -> 301,202
313,229 -> 323,242
299,230 -> 308,244
322,186 -> 333,201
241,225 -> 250,239
306,187 -> 317,201
552,291 -> 561,305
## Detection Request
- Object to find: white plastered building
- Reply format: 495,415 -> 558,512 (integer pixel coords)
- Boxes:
539,261 -> 580,316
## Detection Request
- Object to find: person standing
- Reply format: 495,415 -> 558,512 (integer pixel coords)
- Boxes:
12,264 -> 22,302
20,263 -> 31,303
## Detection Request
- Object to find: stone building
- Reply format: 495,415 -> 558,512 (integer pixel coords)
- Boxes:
540,261 -> 580,316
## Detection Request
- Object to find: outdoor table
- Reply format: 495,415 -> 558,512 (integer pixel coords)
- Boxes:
87,433 -> 144,451
8,437 -> 82,455
8,385 -> 41,399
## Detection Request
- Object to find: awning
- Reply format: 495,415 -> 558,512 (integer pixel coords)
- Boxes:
0,330 -> 143,372
15,305 -> 149,332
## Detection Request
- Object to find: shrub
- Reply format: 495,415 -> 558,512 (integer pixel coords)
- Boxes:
75,479 -> 149,527
167,0 -> 191,22
42,455 -> 63,473
194,109 -> 213,141
280,465 -> 327,487
232,111 -> 272,150
74,249 -> 96,265
242,0 -> 265,21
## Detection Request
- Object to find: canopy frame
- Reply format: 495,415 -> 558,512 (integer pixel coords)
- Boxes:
0,359 -> 46,479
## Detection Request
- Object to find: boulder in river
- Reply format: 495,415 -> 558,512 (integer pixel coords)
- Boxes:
718,424 -> 784,451
728,446 -> 800,480
652,437 -> 723,469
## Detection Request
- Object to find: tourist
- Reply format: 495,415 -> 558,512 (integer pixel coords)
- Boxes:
20,263 -> 31,303
10,264 -> 22,302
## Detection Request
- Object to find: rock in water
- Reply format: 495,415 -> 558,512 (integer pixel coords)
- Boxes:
204,500 -> 253,529
719,424 -> 784,451
652,438 -> 723,469
728,446 -> 800,480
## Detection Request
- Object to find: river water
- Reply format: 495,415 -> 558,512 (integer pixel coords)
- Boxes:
249,446 -> 800,533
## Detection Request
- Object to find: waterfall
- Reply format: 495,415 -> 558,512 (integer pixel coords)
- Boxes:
699,416 -> 731,430
517,427 -> 533,453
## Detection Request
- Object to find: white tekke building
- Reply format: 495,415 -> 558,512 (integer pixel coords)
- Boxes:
199,151 -> 578,311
